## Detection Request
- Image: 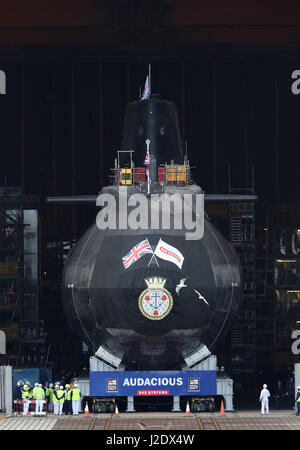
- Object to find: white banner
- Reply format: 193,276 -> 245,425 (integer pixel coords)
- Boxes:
154,239 -> 184,269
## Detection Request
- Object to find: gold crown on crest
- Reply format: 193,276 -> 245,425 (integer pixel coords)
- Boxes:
144,277 -> 167,289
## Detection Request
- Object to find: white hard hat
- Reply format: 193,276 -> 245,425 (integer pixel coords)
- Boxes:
297,386 -> 300,390
263,384 -> 267,388
60,385 -> 64,389
73,383 -> 78,387
65,384 -> 70,388
39,384 -> 42,387
55,384 -> 59,388
35,383 -> 39,386
49,383 -> 53,388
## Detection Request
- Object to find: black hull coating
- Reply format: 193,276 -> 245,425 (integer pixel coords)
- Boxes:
62,186 -> 242,370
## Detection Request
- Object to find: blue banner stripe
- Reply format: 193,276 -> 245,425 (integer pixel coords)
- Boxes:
90,370 -> 216,396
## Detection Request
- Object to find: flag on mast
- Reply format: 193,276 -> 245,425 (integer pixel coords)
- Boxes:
145,139 -> 151,190
144,150 -> 150,166
141,76 -> 149,100
122,239 -> 153,269
154,239 -> 184,269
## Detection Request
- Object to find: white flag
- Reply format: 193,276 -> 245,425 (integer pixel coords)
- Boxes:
154,239 -> 184,269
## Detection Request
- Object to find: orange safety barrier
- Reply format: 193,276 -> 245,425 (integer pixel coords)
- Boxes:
13,399 -> 48,416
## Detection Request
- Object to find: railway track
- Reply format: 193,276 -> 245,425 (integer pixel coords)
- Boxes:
84,415 -> 220,430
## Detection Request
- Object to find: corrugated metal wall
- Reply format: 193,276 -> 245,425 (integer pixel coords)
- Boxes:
0,54 -> 299,235
0,366 -> 12,414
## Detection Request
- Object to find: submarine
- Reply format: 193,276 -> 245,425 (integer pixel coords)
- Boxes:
47,90 -> 256,371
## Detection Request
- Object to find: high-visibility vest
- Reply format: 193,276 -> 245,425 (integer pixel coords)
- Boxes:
32,387 -> 39,398
22,389 -> 30,399
65,389 -> 72,401
53,389 -> 59,401
49,388 -> 53,401
72,388 -> 80,401
296,393 -> 300,402
56,389 -> 65,403
44,387 -> 50,397
34,387 -> 45,399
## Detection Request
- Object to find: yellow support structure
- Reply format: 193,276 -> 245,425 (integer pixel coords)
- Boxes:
120,168 -> 132,185
166,165 -> 187,183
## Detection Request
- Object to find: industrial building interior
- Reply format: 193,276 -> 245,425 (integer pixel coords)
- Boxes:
1,1 -> 300,409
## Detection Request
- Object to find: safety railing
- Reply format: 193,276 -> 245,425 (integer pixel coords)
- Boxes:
13,399 -> 48,416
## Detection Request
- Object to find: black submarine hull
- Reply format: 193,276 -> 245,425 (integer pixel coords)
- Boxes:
62,186 -> 242,370
59,93 -> 244,371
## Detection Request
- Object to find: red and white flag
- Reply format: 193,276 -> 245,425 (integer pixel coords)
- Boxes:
154,239 -> 184,269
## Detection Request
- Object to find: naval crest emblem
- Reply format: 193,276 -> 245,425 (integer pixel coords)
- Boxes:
138,277 -> 173,320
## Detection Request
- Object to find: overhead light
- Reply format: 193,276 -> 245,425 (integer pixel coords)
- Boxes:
276,259 -> 297,263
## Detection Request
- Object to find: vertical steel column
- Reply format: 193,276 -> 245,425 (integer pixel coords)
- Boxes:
243,62 -> 249,189
52,66 -> 57,197
127,62 -> 131,103
274,62 -> 279,206
99,63 -> 104,188
51,65 -> 57,237
212,60 -> 217,193
20,65 -> 25,193
180,61 -> 185,151
71,64 -> 77,240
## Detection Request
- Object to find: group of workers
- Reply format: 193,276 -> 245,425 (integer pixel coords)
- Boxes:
17,380 -> 81,416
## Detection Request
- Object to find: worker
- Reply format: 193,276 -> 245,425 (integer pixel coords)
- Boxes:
48,383 -> 54,412
259,384 -> 271,415
274,380 -> 284,409
32,382 -> 39,400
33,384 -> 45,414
295,386 -> 300,415
52,384 -> 61,415
286,377 -> 295,409
16,381 -> 24,399
72,383 -> 81,415
22,384 -> 31,415
44,382 -> 50,410
64,384 -> 73,415
57,385 -> 65,415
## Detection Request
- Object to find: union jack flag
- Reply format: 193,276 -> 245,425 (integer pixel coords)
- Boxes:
146,167 -> 151,184
144,150 -> 150,166
122,239 -> 153,269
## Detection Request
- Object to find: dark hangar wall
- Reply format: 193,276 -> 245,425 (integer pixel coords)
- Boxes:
1,0 -> 300,379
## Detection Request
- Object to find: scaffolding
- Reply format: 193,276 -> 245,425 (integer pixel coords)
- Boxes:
0,187 -> 47,367
228,173 -> 257,376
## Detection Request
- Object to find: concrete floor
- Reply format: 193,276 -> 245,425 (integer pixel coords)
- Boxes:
1,409 -> 300,430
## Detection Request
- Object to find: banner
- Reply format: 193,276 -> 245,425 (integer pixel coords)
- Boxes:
90,370 -> 216,397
